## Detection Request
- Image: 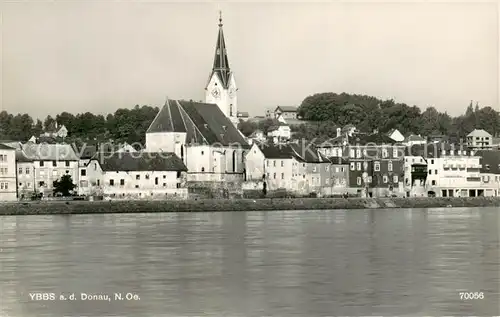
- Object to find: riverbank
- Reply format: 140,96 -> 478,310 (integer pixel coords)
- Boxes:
1,196 -> 500,215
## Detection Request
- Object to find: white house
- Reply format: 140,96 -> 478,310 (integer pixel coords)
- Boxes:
387,129 -> 405,142
82,152 -> 188,199
42,124 -> 68,139
403,146 -> 428,197
17,143 -> 80,198
425,144 -> 484,197
145,98 -> 249,183
466,129 -> 493,149
247,130 -> 266,145
267,121 -> 291,143
404,134 -> 427,147
0,144 -> 17,201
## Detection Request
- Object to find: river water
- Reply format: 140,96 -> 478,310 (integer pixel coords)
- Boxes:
0,207 -> 498,316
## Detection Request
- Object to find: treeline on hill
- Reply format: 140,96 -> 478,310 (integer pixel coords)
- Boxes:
1,93 -> 499,145
0,105 -> 159,146
238,93 -> 500,140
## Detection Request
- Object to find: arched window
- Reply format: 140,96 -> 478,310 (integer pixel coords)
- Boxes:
201,167 -> 205,172
180,145 -> 184,159
230,104 -> 233,117
232,151 -> 236,172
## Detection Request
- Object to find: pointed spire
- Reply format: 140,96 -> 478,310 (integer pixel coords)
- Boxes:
210,11 -> 231,88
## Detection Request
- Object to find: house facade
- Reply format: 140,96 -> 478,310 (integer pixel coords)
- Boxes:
0,144 -> 17,201
274,106 -> 298,120
17,143 -> 79,198
425,145 -> 484,197
403,146 -> 428,197
83,152 -> 188,199
323,157 -> 349,196
466,129 -> 493,149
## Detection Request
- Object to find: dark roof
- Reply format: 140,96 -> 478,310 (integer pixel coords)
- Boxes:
275,106 -> 298,113
315,136 -> 345,147
90,152 -> 187,172
73,144 -> 98,159
258,141 -> 328,163
0,144 -> 14,150
15,150 -> 33,162
327,156 -> 349,165
146,99 -> 249,148
349,133 -> 397,145
475,150 -> 500,174
208,19 -> 231,88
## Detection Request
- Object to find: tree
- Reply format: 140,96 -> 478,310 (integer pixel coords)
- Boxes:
237,120 -> 259,137
53,175 -> 77,197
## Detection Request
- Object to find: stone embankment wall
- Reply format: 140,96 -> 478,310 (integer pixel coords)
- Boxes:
1,197 -> 500,216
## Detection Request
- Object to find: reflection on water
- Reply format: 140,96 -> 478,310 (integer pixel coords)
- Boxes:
0,207 -> 498,316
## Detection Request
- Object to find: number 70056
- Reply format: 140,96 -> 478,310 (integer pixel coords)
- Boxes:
459,292 -> 484,300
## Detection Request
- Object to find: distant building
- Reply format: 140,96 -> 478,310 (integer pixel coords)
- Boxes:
237,111 -> 250,121
466,129 -> 493,149
476,150 -> 500,197
0,144 -> 17,201
42,124 -> 68,139
387,129 -> 405,142
267,120 -> 291,143
403,146 -> 428,197
274,106 -> 299,120
404,134 -> 427,147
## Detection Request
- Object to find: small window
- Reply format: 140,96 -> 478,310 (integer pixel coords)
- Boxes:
388,161 -> 393,172
383,175 -> 388,183
273,173 -> 276,179
281,161 -> 284,167
52,161 -> 57,167
18,167 -> 22,174
135,185 -> 139,188
145,175 -> 150,180
201,151 -> 204,155
374,162 -> 380,171
39,181 -> 45,187
325,165 -> 329,172
136,175 -> 140,180
163,183 -> 166,187
429,170 -> 432,175
120,179 -> 125,185
40,161 -> 44,167
65,161 -> 70,167
356,162 -> 361,171
163,175 -> 166,179
393,175 -> 398,183
431,180 -> 436,185
25,168 -> 30,174
350,162 -> 355,171
155,177 -> 159,185
81,169 -> 86,176
273,160 -> 276,167
201,167 -> 205,172
97,180 -> 100,186
357,177 -> 362,185
281,173 -> 284,179
110,179 -> 114,186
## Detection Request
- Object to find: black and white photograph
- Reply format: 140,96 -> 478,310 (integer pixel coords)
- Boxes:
0,0 -> 499,316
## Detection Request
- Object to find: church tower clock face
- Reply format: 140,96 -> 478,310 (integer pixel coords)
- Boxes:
211,87 -> 221,99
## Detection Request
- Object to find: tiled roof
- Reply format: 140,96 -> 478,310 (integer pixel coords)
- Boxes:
15,150 -> 33,162
91,152 -> 187,172
72,144 -> 98,159
475,150 -> 500,174
276,106 -> 298,113
21,143 -> 79,161
146,99 -> 249,148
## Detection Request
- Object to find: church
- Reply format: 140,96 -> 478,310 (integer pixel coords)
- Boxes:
145,13 -> 249,183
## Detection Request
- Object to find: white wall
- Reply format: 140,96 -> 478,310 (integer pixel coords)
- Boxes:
33,160 -> 79,196
146,132 -> 187,153
0,149 -> 17,201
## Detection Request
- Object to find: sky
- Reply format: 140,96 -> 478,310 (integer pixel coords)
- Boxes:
1,0 -> 499,119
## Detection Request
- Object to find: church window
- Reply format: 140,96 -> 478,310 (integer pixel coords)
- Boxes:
230,104 -> 233,117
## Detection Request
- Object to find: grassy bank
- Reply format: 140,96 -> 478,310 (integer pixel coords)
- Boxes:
1,197 -> 500,216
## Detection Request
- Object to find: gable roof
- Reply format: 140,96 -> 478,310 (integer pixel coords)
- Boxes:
467,129 -> 492,138
146,99 -> 249,148
90,152 -> 187,172
349,133 -> 397,145
275,106 -> 298,113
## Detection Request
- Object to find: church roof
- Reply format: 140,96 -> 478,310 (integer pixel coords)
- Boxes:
146,99 -> 249,148
208,13 -> 231,89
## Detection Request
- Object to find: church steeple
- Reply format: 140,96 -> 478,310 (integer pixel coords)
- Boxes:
211,11 -> 231,88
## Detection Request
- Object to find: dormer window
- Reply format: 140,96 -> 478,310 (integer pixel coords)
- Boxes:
204,124 -> 209,129
222,125 -> 227,131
